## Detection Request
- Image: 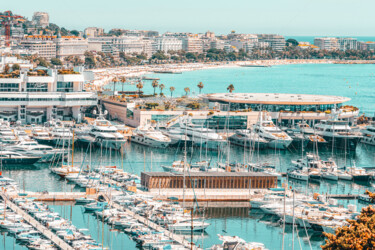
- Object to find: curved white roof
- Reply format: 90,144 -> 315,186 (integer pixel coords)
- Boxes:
204,93 -> 350,105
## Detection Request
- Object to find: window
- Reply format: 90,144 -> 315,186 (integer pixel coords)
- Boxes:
27,83 -> 48,92
57,82 -> 73,92
0,83 -> 19,92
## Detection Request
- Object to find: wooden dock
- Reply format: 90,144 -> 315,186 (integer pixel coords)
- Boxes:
101,193 -> 199,250
0,193 -> 74,250
7,191 -> 96,201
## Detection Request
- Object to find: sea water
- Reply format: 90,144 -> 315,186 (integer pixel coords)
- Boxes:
116,63 -> 375,115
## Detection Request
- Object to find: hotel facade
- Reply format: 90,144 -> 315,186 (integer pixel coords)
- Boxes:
0,67 -> 97,124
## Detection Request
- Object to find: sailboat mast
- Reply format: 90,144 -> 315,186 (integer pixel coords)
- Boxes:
71,131 -> 75,167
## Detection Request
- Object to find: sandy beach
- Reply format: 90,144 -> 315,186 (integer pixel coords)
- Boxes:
88,59 -> 335,89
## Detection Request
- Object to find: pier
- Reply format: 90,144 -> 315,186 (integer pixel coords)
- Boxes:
101,192 -> 200,250
0,193 -> 74,250
7,191 -> 96,201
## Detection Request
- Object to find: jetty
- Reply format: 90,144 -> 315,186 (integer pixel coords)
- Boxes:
0,193 -> 74,250
101,192 -> 200,250
7,191 -> 97,201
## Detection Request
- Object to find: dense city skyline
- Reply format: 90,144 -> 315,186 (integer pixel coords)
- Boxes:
3,0 -> 375,36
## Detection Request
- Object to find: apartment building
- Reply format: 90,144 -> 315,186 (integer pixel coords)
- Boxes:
257,34 -> 286,51
152,37 -> 183,53
55,35 -> 89,59
182,37 -> 203,53
84,27 -> 104,38
337,37 -> 358,51
313,37 -> 339,50
20,36 -> 57,59
32,12 -> 49,28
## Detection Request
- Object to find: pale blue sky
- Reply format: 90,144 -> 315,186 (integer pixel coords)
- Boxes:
3,0 -> 374,36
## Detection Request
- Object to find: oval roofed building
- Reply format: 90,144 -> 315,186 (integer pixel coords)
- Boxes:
204,93 -> 351,112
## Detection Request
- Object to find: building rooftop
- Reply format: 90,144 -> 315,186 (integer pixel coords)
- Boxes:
142,172 -> 274,177
204,93 -> 350,105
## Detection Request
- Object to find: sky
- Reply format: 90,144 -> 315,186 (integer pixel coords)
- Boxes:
2,0 -> 375,36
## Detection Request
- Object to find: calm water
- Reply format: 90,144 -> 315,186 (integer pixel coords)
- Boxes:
2,142 -> 375,250
4,64 -> 375,249
117,64 -> 375,115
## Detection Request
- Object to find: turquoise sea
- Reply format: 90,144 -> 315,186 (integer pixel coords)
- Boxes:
2,64 -> 375,249
120,64 -> 375,115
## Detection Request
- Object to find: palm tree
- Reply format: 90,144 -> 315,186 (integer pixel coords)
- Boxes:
169,86 -> 175,97
184,87 -> 190,96
136,82 -> 143,97
152,80 -> 159,96
159,84 -> 165,95
119,76 -> 126,93
227,84 -> 235,93
112,77 -> 119,96
197,82 -> 204,94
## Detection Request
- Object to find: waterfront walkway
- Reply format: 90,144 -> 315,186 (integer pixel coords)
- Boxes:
0,193 -> 74,250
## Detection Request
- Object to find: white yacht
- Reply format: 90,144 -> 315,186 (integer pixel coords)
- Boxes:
5,140 -> 65,162
252,113 -> 292,149
228,129 -> 269,149
314,111 -> 362,150
50,127 -> 76,147
0,126 -> 18,145
131,126 -> 171,148
168,219 -> 210,232
211,235 -> 266,250
76,116 -> 127,150
176,118 -> 227,150
162,128 -> 192,147
31,127 -> 54,145
361,121 -> 375,146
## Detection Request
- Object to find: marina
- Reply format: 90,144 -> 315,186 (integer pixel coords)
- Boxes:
0,64 -> 374,250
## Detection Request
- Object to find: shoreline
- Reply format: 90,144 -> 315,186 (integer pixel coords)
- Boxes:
88,59 -> 373,89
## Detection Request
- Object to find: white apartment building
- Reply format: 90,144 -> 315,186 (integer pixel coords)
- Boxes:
337,37 -> 358,51
84,27 -> 104,38
152,37 -> 183,53
257,34 -> 286,51
113,36 -> 153,56
20,36 -> 57,59
32,12 -> 49,28
0,66 -> 97,124
314,37 -> 339,50
55,36 -> 89,59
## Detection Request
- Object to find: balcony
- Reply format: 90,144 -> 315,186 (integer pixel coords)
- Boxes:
0,92 -> 97,107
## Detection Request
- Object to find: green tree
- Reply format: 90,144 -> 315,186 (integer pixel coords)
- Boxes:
112,77 -> 119,95
152,80 -> 159,96
286,38 -> 299,47
136,82 -> 143,97
11,64 -> 20,71
51,58 -> 62,66
36,57 -> 50,68
322,191 -> 375,249
197,82 -> 204,94
184,87 -> 190,96
3,64 -> 10,74
159,84 -> 165,95
70,30 -> 80,36
119,76 -> 126,93
227,84 -> 235,93
169,86 -> 175,97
